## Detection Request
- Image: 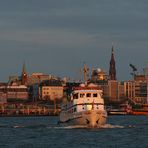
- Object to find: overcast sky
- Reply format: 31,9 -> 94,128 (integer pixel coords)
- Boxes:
0,0 -> 148,81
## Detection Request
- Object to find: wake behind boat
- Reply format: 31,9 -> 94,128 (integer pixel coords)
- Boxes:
59,83 -> 107,128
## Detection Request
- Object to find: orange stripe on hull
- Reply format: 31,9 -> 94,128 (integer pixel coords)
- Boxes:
130,110 -> 148,115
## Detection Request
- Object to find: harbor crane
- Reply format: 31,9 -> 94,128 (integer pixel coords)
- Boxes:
80,63 -> 89,83
129,63 -> 137,77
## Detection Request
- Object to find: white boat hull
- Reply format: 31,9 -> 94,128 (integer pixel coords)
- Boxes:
59,110 -> 107,128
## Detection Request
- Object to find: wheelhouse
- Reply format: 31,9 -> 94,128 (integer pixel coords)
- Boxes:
71,90 -> 102,100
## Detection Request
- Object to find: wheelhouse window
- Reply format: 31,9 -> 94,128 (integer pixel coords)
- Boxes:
80,93 -> 85,98
86,93 -> 91,97
73,93 -> 78,99
74,107 -> 77,112
93,93 -> 98,97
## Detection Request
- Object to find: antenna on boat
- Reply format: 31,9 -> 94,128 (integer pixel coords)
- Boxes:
92,100 -> 94,110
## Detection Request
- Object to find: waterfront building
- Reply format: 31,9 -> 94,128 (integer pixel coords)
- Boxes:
39,79 -> 64,101
0,83 -> 7,104
134,74 -> 146,81
7,83 -> 29,101
0,82 -> 29,102
7,63 -> 64,102
27,73 -> 52,86
91,68 -> 108,82
27,73 -> 63,87
102,80 -> 125,103
108,80 -> 120,102
124,74 -> 148,104
30,83 -> 40,102
89,79 -> 125,104
8,63 -> 59,87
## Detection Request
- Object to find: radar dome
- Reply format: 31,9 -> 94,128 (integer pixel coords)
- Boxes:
88,83 -> 97,87
79,83 -> 85,87
97,68 -> 101,72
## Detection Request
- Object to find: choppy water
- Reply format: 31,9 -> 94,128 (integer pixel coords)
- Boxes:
0,116 -> 147,148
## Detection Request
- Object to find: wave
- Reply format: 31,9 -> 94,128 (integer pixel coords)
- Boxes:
47,124 -> 127,129
0,123 -> 135,129
48,125 -> 88,129
13,125 -> 25,128
100,124 -> 124,129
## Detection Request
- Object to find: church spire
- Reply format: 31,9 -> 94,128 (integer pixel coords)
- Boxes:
109,45 -> 116,80
21,62 -> 28,85
22,62 -> 27,75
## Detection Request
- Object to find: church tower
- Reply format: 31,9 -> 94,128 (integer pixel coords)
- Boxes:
109,46 -> 116,80
21,62 -> 28,85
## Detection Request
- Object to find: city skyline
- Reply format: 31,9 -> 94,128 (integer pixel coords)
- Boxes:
0,0 -> 148,81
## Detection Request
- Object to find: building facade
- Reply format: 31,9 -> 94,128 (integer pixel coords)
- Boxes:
7,84 -> 29,101
124,75 -> 148,104
39,80 -> 64,101
0,82 -> 29,101
91,68 -> 108,82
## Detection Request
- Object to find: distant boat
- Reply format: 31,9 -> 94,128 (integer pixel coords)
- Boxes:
130,104 -> 148,115
58,83 -> 107,128
107,109 -> 128,115
107,104 -> 131,115
130,109 -> 148,115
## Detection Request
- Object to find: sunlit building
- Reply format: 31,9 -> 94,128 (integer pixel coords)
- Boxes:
124,74 -> 148,104
39,80 -> 64,101
91,68 -> 108,82
0,83 -> 7,104
7,83 -> 29,101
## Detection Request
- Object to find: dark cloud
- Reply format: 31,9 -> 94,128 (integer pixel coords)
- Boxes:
0,0 -> 148,81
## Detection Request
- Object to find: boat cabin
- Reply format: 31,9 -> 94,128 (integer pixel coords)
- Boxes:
72,90 -> 102,100
65,89 -> 104,113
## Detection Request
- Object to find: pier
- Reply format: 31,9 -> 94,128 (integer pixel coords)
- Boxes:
0,103 -> 60,117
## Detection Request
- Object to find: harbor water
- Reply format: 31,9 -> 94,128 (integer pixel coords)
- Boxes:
0,116 -> 147,148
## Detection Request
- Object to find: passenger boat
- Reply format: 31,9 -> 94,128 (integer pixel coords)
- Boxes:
107,109 -> 128,115
107,104 -> 131,115
130,110 -> 148,115
130,104 -> 148,115
59,83 -> 107,128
